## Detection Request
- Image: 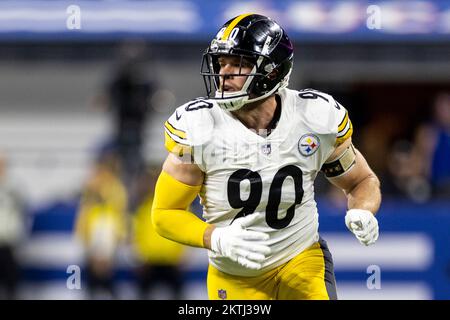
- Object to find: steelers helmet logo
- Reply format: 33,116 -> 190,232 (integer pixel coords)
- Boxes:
298,134 -> 320,157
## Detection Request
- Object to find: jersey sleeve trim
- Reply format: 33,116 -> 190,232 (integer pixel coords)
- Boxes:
337,111 -> 349,133
164,131 -> 192,156
164,120 -> 187,140
336,119 -> 353,145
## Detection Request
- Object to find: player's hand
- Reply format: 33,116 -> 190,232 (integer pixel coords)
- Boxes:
345,209 -> 379,246
210,213 -> 271,270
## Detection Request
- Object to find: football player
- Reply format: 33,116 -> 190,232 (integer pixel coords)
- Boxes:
152,13 -> 381,300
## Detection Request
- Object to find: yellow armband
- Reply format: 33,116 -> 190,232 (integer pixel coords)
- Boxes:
151,171 -> 209,248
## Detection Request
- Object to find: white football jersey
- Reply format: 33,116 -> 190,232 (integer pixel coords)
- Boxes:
164,88 -> 352,276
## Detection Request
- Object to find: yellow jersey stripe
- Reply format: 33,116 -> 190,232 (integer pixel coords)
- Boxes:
165,121 -> 186,140
164,132 -> 191,156
221,13 -> 253,40
337,111 -> 349,133
336,120 -> 353,145
337,118 -> 351,137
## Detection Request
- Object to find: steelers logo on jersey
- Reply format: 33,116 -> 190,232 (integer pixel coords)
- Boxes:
298,134 -> 320,157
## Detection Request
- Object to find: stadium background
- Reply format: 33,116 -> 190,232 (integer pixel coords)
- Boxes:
0,0 -> 449,299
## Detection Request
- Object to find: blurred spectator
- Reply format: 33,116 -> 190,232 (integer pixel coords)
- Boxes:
383,93 -> 450,202
75,152 -> 128,299
131,166 -> 186,300
411,93 -> 450,198
427,93 -> 450,196
384,140 -> 431,202
0,154 -> 26,299
107,41 -> 157,192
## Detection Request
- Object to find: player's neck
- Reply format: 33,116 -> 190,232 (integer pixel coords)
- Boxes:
231,95 -> 279,135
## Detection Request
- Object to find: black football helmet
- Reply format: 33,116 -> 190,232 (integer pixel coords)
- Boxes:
201,13 -> 294,111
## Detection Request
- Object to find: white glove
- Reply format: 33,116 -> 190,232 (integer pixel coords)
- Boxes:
210,213 -> 271,270
345,209 -> 379,246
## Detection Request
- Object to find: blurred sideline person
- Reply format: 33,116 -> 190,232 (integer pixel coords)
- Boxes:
91,40 -> 158,211
132,167 -> 185,300
107,41 -> 156,201
151,14 -> 381,300
75,152 -> 128,299
383,93 -> 450,202
412,93 -> 450,197
0,154 -> 26,299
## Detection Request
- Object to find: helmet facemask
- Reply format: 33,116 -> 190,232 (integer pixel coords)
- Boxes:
201,52 -> 258,111
201,41 -> 291,111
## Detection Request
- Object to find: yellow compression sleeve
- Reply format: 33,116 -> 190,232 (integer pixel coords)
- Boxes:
151,170 -> 209,248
